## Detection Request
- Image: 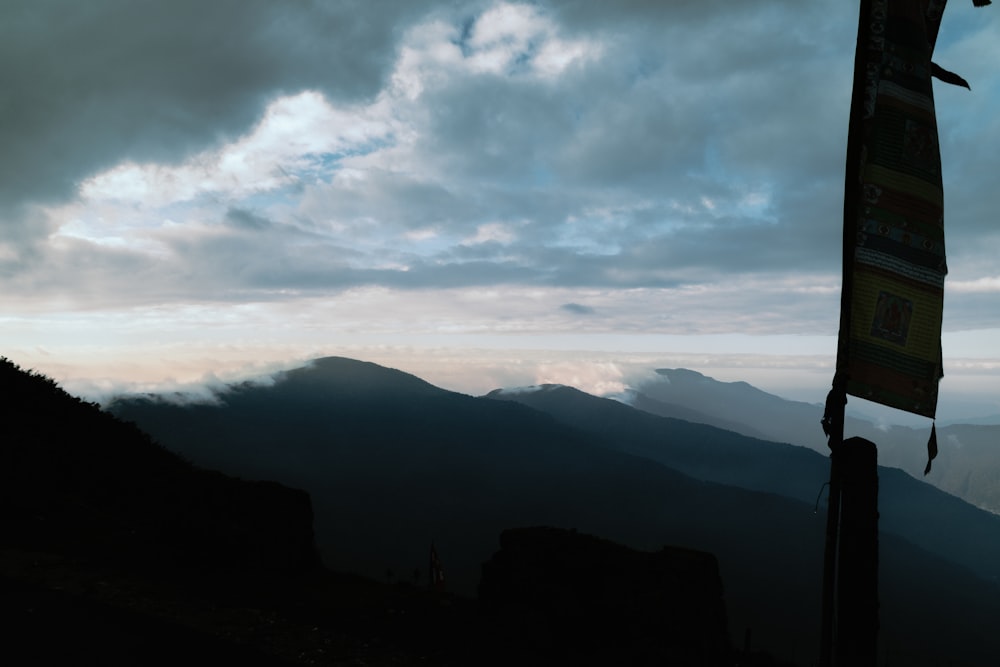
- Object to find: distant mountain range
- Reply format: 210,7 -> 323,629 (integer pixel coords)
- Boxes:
109,356 -> 1000,667
485,382 -> 1000,588
629,368 -> 1000,514
11,355 -> 705,666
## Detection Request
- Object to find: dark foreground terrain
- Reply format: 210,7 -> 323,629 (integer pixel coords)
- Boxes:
2,357 -> 789,666
0,547 -> 497,666
3,529 -> 782,667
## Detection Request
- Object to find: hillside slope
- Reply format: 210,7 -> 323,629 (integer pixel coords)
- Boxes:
111,356 -> 1000,666
485,383 -> 1000,588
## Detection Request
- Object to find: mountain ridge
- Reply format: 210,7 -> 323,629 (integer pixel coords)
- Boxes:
632,367 -> 1000,514
110,355 -> 1000,666
485,382 -> 1000,588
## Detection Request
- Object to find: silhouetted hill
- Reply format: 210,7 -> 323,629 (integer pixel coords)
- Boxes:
0,357 -> 327,664
0,356 -> 318,574
4,357 -> 530,666
487,383 -> 829,506
111,356 -> 1000,666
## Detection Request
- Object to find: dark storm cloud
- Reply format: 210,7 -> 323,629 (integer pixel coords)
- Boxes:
548,0 -> 801,28
417,74 -> 578,184
0,0 -> 865,279
370,0 -> 860,286
0,0 -> 434,217
5,0 -> 999,328
398,0 -> 993,293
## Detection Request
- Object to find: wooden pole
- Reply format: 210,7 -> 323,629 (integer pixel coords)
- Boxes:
836,437 -> 879,667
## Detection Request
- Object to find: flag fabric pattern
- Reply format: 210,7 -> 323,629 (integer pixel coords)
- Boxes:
840,0 -> 952,418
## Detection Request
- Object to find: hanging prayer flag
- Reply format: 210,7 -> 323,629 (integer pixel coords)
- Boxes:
838,0 -> 955,418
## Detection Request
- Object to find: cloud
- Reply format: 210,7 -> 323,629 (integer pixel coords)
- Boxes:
3,0 -> 1000,380
0,1 -> 436,241
534,360 -> 626,396
561,302 -> 595,315
950,276 -> 1000,293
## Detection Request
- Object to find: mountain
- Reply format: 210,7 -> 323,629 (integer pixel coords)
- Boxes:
921,423 -> 1000,510
488,383 -> 828,506
939,413 -> 1000,427
0,356 -> 318,575
0,356 -> 319,665
633,369 -> 1000,513
624,387 -> 770,439
113,359 -> 817,594
5,357 -> 577,667
111,356 -> 1000,666
631,368 -> 867,451
483,382 -> 1000,590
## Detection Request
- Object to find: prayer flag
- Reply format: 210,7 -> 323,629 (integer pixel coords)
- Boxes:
838,0 -> 953,418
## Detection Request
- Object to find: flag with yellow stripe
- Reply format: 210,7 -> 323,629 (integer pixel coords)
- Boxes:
839,0 -> 957,418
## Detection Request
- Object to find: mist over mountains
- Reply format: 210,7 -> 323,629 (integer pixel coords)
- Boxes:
109,356 -> 1000,666
629,368 -> 1000,514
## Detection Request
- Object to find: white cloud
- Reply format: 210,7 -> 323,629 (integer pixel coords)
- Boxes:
950,276 -> 1000,293
78,91 -> 394,210
463,3 -> 599,77
534,360 -> 626,396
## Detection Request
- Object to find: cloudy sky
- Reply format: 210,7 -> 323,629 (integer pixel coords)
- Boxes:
3,0 -> 999,422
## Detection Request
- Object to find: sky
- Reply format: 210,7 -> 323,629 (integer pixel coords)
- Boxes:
2,0 -> 999,423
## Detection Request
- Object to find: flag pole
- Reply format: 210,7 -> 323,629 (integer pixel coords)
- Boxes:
822,0 -> 991,664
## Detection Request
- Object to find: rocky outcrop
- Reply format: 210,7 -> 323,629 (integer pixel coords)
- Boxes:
479,526 -> 731,666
